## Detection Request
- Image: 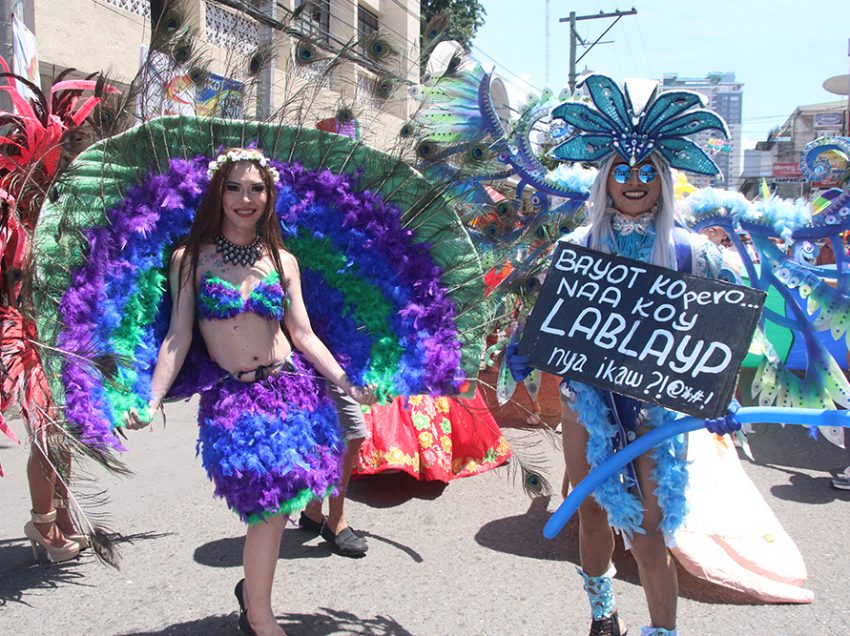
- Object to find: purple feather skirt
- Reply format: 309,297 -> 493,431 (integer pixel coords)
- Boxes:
195,353 -> 344,524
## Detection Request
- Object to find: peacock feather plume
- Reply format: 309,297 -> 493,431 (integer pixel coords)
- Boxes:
32,117 -> 488,456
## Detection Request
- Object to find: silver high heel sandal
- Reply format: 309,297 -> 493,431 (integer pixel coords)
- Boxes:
23,510 -> 81,562
53,497 -> 90,549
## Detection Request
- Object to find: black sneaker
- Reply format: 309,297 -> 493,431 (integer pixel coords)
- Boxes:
321,524 -> 368,557
298,512 -> 325,536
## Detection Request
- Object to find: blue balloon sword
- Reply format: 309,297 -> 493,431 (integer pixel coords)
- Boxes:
543,407 -> 850,539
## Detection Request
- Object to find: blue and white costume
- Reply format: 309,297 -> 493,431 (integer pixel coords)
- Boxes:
560,213 -> 723,542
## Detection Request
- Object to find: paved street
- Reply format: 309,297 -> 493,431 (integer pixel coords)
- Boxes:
1,398 -> 849,635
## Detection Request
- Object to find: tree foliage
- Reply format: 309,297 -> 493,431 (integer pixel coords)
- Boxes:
421,0 -> 487,52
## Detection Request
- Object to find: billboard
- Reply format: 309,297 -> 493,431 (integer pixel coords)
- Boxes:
138,51 -> 244,119
196,73 -> 244,118
773,162 -> 804,181
814,112 -> 845,129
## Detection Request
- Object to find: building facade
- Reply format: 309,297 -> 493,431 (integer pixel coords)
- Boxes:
740,100 -> 848,199
660,72 -> 743,190
13,0 -> 421,150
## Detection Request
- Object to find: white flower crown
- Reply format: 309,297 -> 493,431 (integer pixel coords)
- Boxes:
206,149 -> 281,183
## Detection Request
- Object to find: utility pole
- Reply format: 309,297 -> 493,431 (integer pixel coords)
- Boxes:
560,8 -> 637,95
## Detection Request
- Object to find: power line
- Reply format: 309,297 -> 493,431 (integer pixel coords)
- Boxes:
741,115 -> 791,122
218,0 -> 543,100
559,8 -> 637,93
359,0 -> 545,96
382,0 -> 422,23
471,45 -> 544,94
633,14 -> 654,78
320,0 -> 416,46
287,0 -> 543,98
202,0 -> 417,80
616,13 -> 638,77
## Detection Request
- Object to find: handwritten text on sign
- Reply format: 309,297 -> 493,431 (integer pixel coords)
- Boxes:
518,242 -> 765,418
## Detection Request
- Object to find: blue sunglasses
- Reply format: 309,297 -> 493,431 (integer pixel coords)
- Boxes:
612,163 -> 658,184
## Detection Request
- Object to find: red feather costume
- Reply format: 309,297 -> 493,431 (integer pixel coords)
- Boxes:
0,57 -> 117,476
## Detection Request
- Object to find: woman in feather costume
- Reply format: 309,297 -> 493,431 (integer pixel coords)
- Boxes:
1,190 -> 86,563
507,76 -> 743,636
123,147 -> 376,636
0,59 -> 119,563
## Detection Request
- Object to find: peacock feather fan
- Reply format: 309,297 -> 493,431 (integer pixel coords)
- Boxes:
32,116 -> 488,456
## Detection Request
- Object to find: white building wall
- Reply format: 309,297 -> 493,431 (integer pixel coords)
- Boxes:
28,0 -> 419,151
35,0 -> 151,85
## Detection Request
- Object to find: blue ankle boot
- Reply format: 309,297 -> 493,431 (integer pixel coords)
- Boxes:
578,566 -> 627,636
640,628 -> 677,636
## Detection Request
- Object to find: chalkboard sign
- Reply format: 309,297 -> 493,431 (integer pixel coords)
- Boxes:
518,242 -> 766,418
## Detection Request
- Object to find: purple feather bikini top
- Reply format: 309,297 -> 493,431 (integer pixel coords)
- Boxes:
197,270 -> 286,321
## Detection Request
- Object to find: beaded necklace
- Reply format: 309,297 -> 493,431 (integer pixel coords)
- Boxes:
214,234 -> 262,266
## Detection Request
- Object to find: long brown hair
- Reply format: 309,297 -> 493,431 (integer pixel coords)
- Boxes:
178,148 -> 287,297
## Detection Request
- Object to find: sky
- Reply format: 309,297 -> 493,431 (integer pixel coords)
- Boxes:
471,1 -> 850,149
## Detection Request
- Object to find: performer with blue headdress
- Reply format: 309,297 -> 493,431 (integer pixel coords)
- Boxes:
507,75 -> 742,636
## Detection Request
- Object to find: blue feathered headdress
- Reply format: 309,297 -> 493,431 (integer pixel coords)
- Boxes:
550,75 -> 730,176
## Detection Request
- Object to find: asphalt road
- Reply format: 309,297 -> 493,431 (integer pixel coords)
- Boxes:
1,398 -> 849,635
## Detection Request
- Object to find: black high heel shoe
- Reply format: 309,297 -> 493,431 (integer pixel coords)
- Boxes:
234,579 -> 246,612
238,611 -> 257,636
234,579 -> 256,636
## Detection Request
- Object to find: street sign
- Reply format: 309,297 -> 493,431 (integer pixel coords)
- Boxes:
814,112 -> 845,129
518,243 -> 765,418
773,162 -> 804,178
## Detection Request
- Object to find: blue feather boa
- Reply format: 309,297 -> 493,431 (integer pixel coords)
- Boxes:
569,381 -> 689,543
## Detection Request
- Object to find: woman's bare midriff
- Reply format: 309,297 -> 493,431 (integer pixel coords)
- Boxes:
199,313 -> 291,381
